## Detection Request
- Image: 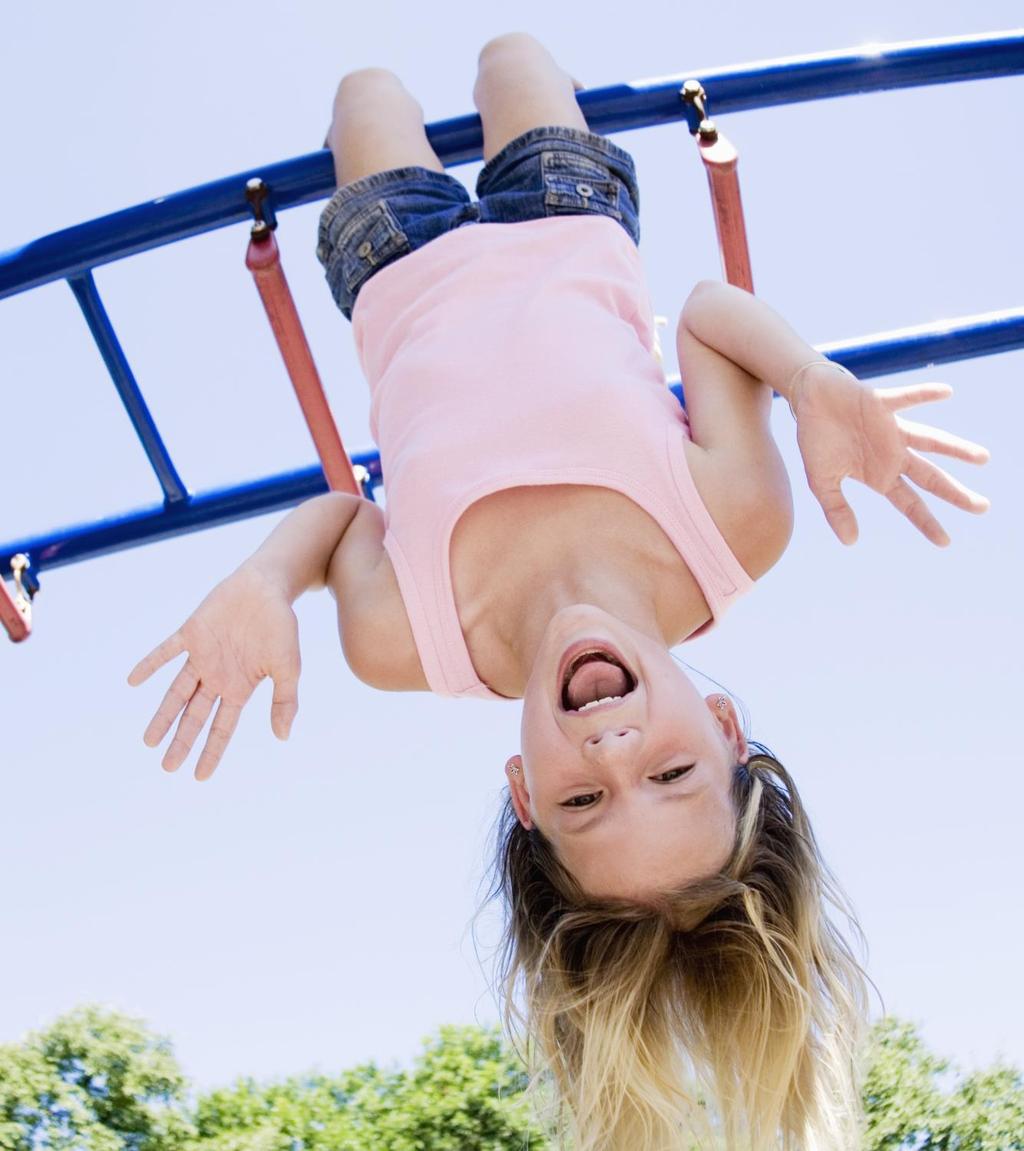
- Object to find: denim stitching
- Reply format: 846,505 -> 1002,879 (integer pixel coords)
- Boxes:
317,126 -> 642,317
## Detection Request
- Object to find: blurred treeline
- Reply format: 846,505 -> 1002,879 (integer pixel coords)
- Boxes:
0,1008 -> 1021,1149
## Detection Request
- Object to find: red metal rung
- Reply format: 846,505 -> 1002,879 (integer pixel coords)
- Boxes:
246,230 -> 361,496
1,570 -> 31,643
696,129 -> 754,294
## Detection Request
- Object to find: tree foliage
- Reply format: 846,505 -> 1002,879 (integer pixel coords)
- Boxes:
190,1026 -> 544,1151
862,1017 -> 1024,1150
0,1005 -> 193,1151
0,1006 -> 1021,1150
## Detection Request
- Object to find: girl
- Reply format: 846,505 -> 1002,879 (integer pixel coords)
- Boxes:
129,32 -> 989,1151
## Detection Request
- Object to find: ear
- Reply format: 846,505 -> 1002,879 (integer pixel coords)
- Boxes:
504,756 -> 534,830
705,695 -> 749,765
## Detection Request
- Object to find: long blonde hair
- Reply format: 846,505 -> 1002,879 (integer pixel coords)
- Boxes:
488,748 -> 869,1150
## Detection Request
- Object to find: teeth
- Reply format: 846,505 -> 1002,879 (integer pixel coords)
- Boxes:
576,695 -> 622,713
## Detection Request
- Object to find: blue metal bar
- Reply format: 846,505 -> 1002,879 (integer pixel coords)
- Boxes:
0,448 -> 383,575
815,307 -> 1024,378
7,465 -> 330,574
3,307 -> 1020,576
656,29 -> 1024,118
2,32 -> 1022,300
67,272 -> 189,504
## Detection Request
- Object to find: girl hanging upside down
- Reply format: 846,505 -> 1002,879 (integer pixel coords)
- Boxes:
128,32 -> 990,1151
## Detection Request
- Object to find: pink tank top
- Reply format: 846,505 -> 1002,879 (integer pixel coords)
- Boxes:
352,215 -> 753,701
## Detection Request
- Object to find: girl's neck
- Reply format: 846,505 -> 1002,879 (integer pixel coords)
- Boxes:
450,485 -> 712,698
493,565 -> 669,697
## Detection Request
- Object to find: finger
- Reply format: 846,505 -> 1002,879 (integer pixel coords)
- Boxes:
162,687 -> 217,773
194,701 -> 242,782
128,632 -> 186,686
897,417 -> 990,464
809,477 -> 859,545
904,450 -> 991,513
143,662 -> 200,748
271,673 -> 300,740
875,383 -> 953,412
885,476 -> 950,546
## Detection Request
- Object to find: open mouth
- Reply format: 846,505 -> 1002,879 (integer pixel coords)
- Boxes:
560,648 -> 638,714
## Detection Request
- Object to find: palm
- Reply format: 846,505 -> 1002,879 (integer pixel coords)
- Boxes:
793,374 -> 990,546
128,565 -> 301,779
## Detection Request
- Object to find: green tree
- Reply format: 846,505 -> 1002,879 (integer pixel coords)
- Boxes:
863,1017 -> 1024,1150
1,1007 -> 1022,1149
0,1005 -> 193,1151
190,1025 -> 546,1151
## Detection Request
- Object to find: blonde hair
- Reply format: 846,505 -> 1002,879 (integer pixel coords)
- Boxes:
488,748 -> 869,1151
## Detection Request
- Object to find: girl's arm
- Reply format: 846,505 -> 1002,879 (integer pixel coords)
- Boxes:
678,280 -> 990,546
246,491 -> 365,599
680,279 -> 826,415
128,492 -> 368,780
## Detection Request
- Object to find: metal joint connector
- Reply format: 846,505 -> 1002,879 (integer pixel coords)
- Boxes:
245,178 -> 278,240
680,79 -> 709,134
11,554 -> 37,603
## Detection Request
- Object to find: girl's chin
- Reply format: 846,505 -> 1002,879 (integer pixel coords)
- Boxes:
547,603 -> 624,642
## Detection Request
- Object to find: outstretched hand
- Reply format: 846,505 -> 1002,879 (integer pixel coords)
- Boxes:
127,564 -> 301,780
791,367 -> 990,546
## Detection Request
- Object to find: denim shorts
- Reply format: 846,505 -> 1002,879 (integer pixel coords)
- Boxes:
316,125 -> 641,320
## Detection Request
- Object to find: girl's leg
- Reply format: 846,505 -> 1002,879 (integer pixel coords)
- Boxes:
326,68 -> 444,187
472,33 -> 587,163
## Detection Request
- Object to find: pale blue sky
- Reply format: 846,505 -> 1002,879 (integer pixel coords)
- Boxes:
1,0 -> 1022,1093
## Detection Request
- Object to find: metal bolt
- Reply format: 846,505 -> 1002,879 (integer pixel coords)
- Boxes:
245,178 -> 267,212
246,177 -> 273,237
698,118 -> 718,141
681,79 -> 705,102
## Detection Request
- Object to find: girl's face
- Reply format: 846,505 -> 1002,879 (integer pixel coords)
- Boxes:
509,604 -> 748,899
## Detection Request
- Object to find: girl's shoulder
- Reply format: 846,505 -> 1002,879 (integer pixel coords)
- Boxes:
682,436 -> 794,582
331,502 -> 430,692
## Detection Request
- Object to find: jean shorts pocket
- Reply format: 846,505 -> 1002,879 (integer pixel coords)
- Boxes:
541,150 -> 623,219
337,200 -> 411,295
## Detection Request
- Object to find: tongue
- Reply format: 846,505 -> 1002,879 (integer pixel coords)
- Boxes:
566,660 -> 630,709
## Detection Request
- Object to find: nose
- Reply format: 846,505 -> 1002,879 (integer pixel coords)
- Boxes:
582,726 -> 641,761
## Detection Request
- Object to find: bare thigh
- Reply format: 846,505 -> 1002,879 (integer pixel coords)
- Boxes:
326,67 -> 444,187
473,33 -> 588,163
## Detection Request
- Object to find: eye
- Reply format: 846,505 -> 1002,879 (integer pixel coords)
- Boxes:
561,792 -> 601,808
650,765 -> 695,783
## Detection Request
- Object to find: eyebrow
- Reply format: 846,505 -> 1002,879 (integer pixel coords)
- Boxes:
562,789 -> 698,837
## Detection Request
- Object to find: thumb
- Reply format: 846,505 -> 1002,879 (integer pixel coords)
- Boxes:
811,477 -> 859,546
271,672 -> 299,740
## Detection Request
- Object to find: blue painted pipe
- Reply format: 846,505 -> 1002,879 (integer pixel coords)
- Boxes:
1,32 -> 1022,299
68,273 -> 189,504
3,307 -> 1020,576
0,447 -> 383,575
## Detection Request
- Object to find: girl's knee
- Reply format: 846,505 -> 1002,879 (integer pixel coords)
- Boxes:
334,67 -> 406,105
474,33 -> 570,108
477,32 -> 549,65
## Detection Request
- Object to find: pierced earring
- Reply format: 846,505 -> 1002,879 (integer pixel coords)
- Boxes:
508,763 -> 521,776
715,696 -> 728,711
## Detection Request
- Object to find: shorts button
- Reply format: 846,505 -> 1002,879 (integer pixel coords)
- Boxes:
576,182 -> 594,197
357,241 -> 373,258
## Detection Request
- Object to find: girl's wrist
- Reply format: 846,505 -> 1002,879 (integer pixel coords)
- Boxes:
239,492 -> 360,603
240,552 -> 304,603
784,359 -> 855,420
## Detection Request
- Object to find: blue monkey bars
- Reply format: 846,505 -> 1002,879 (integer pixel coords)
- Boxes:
2,307 -> 1021,578
2,31 -> 1023,626
3,31 -> 1023,297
